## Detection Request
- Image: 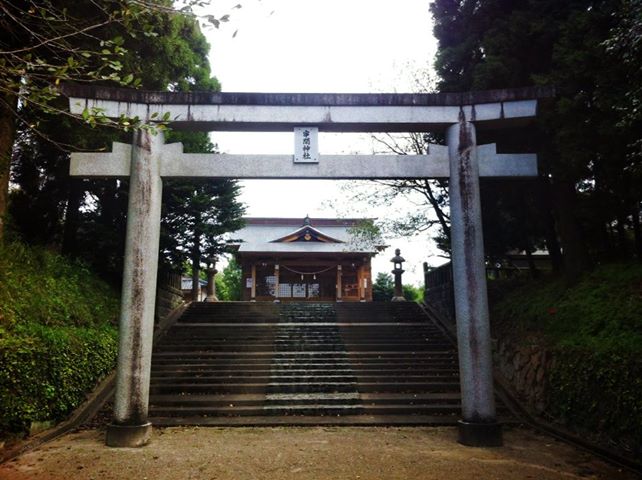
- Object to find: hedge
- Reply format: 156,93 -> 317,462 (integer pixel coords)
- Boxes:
547,347 -> 642,454
0,323 -> 118,433
0,241 -> 120,435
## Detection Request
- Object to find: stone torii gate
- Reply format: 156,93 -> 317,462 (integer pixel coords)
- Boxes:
63,84 -> 552,448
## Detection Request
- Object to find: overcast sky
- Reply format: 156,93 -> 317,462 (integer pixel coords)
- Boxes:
202,0 -> 445,284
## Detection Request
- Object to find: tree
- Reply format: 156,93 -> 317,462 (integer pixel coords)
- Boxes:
372,272 -> 395,301
429,0 -> 641,279
159,128 -> 245,298
372,272 -> 424,302
6,2 -> 248,286
161,177 -> 245,298
0,0 -> 238,243
330,73 -> 451,261
215,257 -> 243,301
341,69 -> 453,257
402,284 -> 424,302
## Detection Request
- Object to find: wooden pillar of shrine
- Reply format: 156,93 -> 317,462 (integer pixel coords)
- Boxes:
274,264 -> 280,303
250,264 -> 256,302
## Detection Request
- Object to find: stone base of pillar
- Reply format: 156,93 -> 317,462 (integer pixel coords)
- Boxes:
106,422 -> 152,448
457,420 -> 502,447
391,296 -> 406,302
204,295 -> 218,302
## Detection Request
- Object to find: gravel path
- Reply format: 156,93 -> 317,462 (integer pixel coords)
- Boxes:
0,426 -> 637,480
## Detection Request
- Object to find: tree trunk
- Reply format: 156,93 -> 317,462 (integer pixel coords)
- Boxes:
191,258 -> 200,301
632,202 -> 642,262
62,178 -> 83,256
615,212 -> 628,258
191,226 -> 202,301
551,179 -> 591,283
0,92 -> 17,244
424,179 -> 451,240
525,249 -> 539,279
599,222 -> 612,256
538,177 -> 563,273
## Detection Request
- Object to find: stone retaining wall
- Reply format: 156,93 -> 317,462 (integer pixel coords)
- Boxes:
495,336 -> 553,415
156,272 -> 184,324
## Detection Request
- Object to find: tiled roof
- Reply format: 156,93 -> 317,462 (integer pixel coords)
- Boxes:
233,217 -> 383,255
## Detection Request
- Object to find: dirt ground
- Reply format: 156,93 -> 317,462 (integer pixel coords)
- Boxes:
0,426 -> 638,480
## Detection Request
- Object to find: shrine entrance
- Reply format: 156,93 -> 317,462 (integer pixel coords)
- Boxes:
250,260 -> 367,302
256,264 -> 335,301
234,216 -> 377,302
62,83 -> 552,449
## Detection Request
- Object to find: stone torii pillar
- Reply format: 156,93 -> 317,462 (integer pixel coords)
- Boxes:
106,129 -> 164,447
448,112 -> 501,446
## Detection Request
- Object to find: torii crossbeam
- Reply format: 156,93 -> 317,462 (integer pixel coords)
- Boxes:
62,84 -> 553,449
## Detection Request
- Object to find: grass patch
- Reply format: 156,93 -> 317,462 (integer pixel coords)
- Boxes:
491,262 -> 642,454
0,242 -> 118,329
0,242 -> 119,435
491,262 -> 642,352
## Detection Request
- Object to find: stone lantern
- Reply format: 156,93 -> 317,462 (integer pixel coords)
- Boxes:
204,256 -> 218,302
390,248 -> 406,302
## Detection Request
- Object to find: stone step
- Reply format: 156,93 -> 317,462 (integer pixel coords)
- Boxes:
158,337 -> 447,344
150,360 -> 458,368
148,404 -> 462,417
150,367 -> 460,375
149,414 -> 464,427
153,345 -> 455,353
149,381 -> 460,395
146,301 -> 515,426
150,374 -> 457,384
152,351 -> 458,358
148,392 -> 462,407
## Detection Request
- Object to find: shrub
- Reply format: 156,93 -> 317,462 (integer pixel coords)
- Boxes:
547,347 -> 642,453
491,262 -> 642,454
0,323 -> 118,433
0,242 -> 118,329
0,241 -> 120,435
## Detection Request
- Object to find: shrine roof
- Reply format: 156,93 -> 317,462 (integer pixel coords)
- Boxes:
236,243 -> 378,254
233,217 -> 384,255
244,217 -> 368,227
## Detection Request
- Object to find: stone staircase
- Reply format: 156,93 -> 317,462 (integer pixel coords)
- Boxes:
148,301 -> 511,426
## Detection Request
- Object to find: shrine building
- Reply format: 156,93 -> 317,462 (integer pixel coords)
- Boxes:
232,216 -> 385,302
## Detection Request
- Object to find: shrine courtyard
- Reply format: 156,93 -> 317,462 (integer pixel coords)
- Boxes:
0,426 -> 636,480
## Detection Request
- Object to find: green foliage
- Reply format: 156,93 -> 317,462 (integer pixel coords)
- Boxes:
215,258 -> 243,301
0,241 -> 119,435
0,323 -> 117,433
403,284 -> 424,303
491,263 -> 642,351
372,272 -> 424,302
0,242 -> 119,328
430,0 -> 642,276
372,272 -> 394,301
8,0 -> 230,282
491,262 -> 642,452
160,177 -> 246,272
346,219 -> 383,251
547,347 -> 642,450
